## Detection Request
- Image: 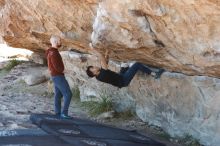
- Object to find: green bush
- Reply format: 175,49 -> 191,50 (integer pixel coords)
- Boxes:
115,110 -> 135,119
156,131 -> 171,140
4,59 -> 22,71
80,93 -> 113,116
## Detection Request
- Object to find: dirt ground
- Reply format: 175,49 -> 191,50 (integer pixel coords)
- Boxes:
0,61 -> 192,146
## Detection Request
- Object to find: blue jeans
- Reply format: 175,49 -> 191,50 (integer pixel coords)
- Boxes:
52,75 -> 72,115
121,63 -> 152,87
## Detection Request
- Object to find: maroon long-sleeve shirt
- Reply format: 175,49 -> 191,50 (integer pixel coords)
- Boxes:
46,47 -> 64,76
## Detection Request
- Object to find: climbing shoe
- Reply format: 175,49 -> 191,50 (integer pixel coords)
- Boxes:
60,114 -> 72,119
154,69 -> 165,79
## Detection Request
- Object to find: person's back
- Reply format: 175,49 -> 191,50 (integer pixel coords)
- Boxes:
96,68 -> 123,88
46,47 -> 64,76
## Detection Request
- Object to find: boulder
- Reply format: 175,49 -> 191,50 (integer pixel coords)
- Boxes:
30,53 -> 46,65
23,74 -> 47,86
62,51 -> 220,146
1,0 -> 220,145
0,0 -> 220,77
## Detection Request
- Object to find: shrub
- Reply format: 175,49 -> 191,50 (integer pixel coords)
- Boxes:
81,93 -> 113,116
4,59 -> 22,71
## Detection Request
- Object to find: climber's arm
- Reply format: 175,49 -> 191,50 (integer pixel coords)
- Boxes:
90,44 -> 109,70
100,49 -> 109,70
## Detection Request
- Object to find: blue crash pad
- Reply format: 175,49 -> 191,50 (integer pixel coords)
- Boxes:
0,129 -> 72,146
30,113 -> 166,146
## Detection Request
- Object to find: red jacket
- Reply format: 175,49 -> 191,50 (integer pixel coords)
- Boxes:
46,47 -> 64,76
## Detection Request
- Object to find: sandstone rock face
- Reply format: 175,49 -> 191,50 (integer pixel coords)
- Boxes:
1,0 -> 220,77
62,51 -> 220,146
0,0 -> 97,53
91,0 -> 220,77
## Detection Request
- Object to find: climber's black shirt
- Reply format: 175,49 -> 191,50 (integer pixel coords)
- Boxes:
96,68 -> 123,88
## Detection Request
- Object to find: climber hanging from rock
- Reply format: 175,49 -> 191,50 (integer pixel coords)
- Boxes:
86,44 -> 164,88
